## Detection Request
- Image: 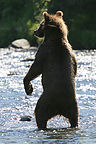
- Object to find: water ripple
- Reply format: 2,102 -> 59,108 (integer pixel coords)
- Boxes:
0,48 -> 96,143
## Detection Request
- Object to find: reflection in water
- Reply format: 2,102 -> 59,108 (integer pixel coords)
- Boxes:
0,48 -> 96,143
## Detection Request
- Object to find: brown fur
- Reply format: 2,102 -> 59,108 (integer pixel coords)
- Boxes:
23,11 -> 78,130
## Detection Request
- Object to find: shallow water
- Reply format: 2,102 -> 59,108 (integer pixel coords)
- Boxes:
0,48 -> 96,144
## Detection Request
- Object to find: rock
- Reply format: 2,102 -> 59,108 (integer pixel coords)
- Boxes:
7,72 -> 19,76
20,57 -> 35,62
20,116 -> 32,121
9,39 -> 31,49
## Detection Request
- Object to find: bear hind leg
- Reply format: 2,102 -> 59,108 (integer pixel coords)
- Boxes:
62,102 -> 78,128
35,107 -> 57,130
68,103 -> 78,128
34,95 -> 57,130
35,111 -> 48,130
69,113 -> 78,128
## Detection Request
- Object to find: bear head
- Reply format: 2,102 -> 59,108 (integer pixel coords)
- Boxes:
34,11 -> 68,40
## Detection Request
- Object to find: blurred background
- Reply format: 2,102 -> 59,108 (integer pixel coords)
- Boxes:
0,0 -> 96,50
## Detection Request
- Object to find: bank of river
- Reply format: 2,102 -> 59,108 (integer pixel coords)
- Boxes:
0,48 -> 96,144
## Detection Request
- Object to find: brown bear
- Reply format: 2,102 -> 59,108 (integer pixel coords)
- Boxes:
23,11 -> 78,130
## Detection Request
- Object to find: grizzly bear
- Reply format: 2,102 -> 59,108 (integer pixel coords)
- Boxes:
23,11 -> 78,130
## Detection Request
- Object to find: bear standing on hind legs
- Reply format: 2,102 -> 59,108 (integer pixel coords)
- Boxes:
23,11 -> 78,130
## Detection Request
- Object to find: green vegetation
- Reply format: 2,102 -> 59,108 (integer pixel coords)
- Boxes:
0,0 -> 96,49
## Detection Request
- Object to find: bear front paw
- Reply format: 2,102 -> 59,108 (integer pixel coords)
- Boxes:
26,83 -> 33,96
23,80 -> 33,95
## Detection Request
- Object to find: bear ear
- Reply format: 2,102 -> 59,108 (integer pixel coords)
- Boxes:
43,12 -> 50,21
56,11 -> 63,18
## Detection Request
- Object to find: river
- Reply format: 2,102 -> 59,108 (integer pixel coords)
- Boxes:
0,48 -> 96,144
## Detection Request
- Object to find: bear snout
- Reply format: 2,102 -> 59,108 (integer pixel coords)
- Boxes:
34,29 -> 44,38
34,29 -> 38,36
